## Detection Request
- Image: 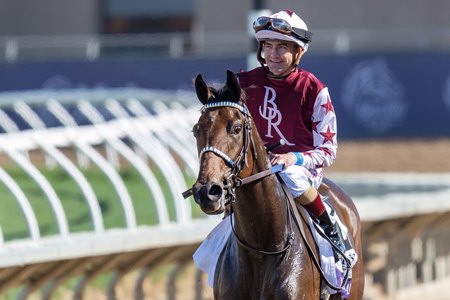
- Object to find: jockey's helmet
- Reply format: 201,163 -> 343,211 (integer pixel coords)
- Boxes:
253,10 -> 313,66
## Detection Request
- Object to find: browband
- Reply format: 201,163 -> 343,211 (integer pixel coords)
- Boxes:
201,101 -> 249,116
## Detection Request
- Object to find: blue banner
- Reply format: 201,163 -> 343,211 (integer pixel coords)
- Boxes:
302,53 -> 450,138
1,53 -> 449,139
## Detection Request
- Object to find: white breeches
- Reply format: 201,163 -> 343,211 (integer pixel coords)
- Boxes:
278,165 -> 324,198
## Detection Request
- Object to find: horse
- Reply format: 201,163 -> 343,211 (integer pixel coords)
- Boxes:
189,70 -> 365,299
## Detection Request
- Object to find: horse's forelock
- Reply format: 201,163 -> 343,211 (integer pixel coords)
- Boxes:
217,85 -> 246,103
203,80 -> 247,105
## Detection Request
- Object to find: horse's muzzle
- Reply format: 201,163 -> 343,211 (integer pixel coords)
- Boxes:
192,182 -> 225,214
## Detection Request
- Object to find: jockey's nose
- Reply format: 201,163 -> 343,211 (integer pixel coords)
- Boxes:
192,182 -> 223,204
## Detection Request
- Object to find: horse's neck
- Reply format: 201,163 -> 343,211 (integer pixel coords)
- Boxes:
243,148 -> 285,217
233,133 -> 289,250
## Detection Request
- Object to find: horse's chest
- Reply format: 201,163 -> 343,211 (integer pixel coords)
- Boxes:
215,254 -> 305,299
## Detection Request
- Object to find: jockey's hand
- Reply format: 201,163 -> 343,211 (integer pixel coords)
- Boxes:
269,152 -> 297,169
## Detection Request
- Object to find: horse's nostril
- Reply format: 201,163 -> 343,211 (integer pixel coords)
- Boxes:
192,183 -> 223,203
209,184 -> 223,200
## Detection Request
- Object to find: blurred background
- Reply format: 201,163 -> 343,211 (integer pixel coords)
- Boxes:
0,0 -> 450,299
1,0 -> 450,138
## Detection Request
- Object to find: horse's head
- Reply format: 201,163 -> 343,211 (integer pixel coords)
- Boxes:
191,70 -> 253,214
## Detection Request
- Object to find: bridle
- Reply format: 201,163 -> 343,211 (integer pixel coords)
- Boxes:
197,101 -> 255,204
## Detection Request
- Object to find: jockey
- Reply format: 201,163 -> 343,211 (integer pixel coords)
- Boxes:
237,9 -> 346,252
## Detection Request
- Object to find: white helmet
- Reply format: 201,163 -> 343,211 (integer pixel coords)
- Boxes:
254,10 -> 312,52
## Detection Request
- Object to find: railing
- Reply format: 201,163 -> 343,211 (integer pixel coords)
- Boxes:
2,28 -> 450,62
0,32 -> 249,63
0,88 -> 222,299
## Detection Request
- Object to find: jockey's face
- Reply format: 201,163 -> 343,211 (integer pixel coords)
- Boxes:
263,39 -> 303,76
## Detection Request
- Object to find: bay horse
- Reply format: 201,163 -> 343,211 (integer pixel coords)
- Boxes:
189,70 -> 365,299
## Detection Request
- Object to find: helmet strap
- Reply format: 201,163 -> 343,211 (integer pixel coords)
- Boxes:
256,42 -> 266,66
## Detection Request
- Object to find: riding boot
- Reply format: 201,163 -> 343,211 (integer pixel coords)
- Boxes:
294,187 -> 346,254
316,209 -> 346,254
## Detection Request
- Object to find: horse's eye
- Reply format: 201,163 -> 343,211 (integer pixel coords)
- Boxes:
192,124 -> 199,137
231,124 -> 242,135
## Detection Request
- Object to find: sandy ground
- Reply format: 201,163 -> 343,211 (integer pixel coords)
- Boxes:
328,138 -> 450,173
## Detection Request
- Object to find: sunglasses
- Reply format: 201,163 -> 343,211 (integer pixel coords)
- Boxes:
253,16 -> 313,43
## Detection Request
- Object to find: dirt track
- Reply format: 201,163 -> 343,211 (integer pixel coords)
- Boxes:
328,138 -> 450,173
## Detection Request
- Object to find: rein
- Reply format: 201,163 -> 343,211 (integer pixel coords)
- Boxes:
229,203 -> 295,255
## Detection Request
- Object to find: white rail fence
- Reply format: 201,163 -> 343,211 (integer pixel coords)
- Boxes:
0,88 -> 222,299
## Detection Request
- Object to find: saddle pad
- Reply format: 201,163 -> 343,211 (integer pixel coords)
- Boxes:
306,201 -> 358,298
193,217 -> 231,287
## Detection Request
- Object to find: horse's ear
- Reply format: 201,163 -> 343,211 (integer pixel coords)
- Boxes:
194,74 -> 211,105
226,70 -> 241,102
